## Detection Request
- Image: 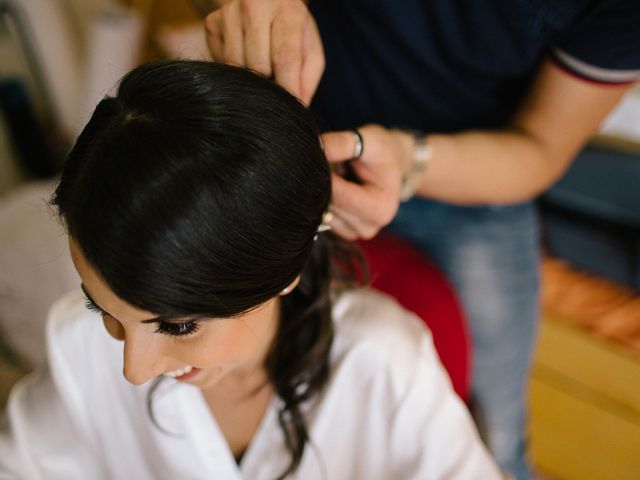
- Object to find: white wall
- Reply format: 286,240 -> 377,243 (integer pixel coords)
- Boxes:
600,85 -> 640,144
0,0 -> 85,195
0,0 -> 142,196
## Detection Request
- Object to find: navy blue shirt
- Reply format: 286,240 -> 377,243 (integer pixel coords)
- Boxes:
309,0 -> 640,132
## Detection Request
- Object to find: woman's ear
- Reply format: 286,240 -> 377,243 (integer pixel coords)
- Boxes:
280,275 -> 301,296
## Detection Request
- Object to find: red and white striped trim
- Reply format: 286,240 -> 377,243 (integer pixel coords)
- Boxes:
552,48 -> 640,85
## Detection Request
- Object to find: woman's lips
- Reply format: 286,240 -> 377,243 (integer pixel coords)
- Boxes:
176,367 -> 201,381
163,365 -> 202,381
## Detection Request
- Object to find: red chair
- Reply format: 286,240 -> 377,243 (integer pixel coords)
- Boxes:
358,233 -> 471,401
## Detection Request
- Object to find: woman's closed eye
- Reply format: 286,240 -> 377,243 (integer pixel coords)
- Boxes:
84,295 -> 105,315
83,294 -> 200,338
154,320 -> 200,337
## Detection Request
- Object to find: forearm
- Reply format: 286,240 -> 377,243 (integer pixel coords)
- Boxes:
412,62 -> 632,206
322,72 -> 628,239
415,128 -> 574,205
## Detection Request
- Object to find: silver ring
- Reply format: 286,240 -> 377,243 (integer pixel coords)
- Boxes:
351,129 -> 364,159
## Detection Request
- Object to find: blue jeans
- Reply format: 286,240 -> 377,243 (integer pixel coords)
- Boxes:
388,198 -> 540,480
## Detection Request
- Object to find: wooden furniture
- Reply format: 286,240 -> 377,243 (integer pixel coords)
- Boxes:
529,257 -> 640,480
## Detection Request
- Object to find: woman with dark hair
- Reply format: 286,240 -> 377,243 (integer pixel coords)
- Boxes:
0,60 -> 500,479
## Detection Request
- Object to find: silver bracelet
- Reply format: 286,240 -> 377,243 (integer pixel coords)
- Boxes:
399,130 -> 432,201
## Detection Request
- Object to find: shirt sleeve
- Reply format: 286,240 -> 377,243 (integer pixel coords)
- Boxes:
388,332 -> 503,479
551,0 -> 640,84
0,370 -> 107,480
0,294 -> 107,480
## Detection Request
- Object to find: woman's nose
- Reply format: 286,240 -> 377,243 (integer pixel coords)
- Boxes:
121,330 -> 166,385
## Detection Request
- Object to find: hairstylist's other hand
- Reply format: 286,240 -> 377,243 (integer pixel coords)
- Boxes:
322,125 -> 414,241
205,0 -> 324,105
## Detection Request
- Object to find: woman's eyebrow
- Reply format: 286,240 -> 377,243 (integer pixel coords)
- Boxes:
80,283 -> 172,324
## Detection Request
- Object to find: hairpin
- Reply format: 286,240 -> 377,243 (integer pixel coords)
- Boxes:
314,210 -> 333,240
317,210 -> 333,233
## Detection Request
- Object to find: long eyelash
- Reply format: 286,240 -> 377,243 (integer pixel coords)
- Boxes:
155,320 -> 200,337
84,296 -> 104,314
84,293 -> 199,338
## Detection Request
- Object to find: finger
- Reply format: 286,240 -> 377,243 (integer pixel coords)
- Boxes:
221,2 -> 246,66
321,130 -> 361,163
327,212 -> 359,242
331,173 -> 377,218
299,18 -> 325,105
271,13 -> 305,98
205,13 -> 224,60
331,173 -> 397,227
242,3 -> 273,76
330,204 -> 380,240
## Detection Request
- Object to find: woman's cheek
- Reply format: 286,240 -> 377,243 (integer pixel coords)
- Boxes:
180,321 -> 250,367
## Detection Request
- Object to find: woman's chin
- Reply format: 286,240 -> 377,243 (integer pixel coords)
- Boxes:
192,366 -> 225,390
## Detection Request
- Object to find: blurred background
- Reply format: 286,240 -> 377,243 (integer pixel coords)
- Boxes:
0,1 -> 639,479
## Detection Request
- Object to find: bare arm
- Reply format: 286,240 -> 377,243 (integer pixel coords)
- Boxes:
416,60 -> 633,204
199,2 -> 635,239
322,61 -> 635,239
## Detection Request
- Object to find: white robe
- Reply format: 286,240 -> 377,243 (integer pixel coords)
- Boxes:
0,288 -> 502,479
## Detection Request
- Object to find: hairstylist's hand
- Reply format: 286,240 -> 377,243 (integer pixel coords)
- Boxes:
322,125 -> 414,241
205,0 -> 324,105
